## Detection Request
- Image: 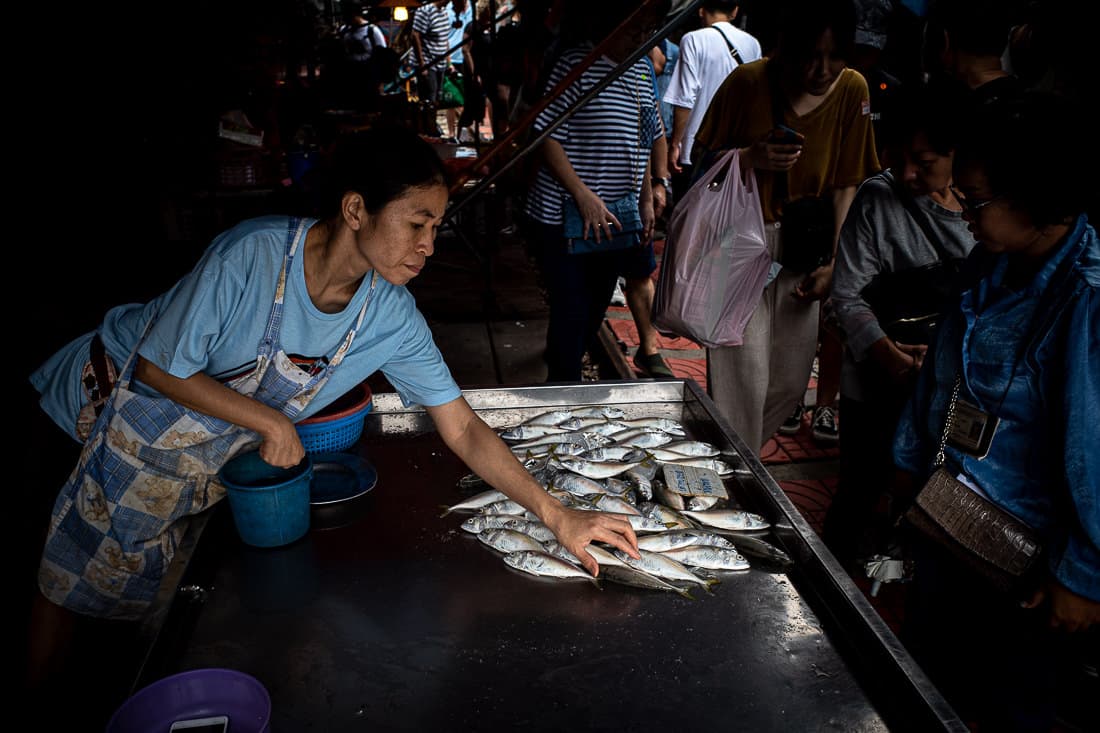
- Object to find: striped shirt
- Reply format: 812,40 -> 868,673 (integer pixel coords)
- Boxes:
412,3 -> 451,70
525,47 -> 661,225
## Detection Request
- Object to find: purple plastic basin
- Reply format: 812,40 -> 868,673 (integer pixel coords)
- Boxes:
105,668 -> 271,733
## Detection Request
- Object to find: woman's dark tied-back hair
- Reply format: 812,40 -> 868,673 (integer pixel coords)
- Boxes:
776,0 -> 857,64
319,125 -> 450,218
955,92 -> 1095,229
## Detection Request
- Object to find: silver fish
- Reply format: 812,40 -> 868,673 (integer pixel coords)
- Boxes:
481,499 -> 537,518
599,511 -> 675,534
521,409 -> 578,427
612,548 -> 718,592
556,416 -> 604,431
498,423 -> 570,441
685,495 -> 722,511
512,431 -> 612,451
657,456 -> 741,477
614,417 -> 686,436
609,429 -> 674,449
657,439 -> 721,457
439,489 -> 509,517
661,545 -> 750,571
555,456 -> 641,479
457,472 -> 486,489
578,445 -> 638,462
623,467 -> 654,502
636,528 -> 736,552
653,480 -> 685,511
719,533 -> 793,568
637,501 -> 694,529
547,472 -> 610,497
503,550 -> 600,587
682,508 -> 771,531
600,564 -> 695,600
542,540 -> 630,569
587,493 -> 641,515
478,528 -> 547,554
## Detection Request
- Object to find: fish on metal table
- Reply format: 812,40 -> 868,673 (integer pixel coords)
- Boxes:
636,528 -> 736,552
600,564 -> 695,600
554,456 -> 642,479
502,550 -> 601,587
637,501 -> 694,529
478,528 -> 547,554
608,429 -> 675,450
717,532 -> 794,569
439,489 -> 509,517
613,548 -> 719,593
543,540 -> 630,569
682,508 -> 771,532
613,417 -> 686,436
660,545 -> 751,571
498,423 -> 571,441
656,439 -> 721,457
480,499 -> 537,519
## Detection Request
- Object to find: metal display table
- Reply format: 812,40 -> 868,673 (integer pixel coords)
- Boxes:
136,380 -> 965,732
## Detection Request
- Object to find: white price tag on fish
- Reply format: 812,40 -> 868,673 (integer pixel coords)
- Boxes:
661,464 -> 728,499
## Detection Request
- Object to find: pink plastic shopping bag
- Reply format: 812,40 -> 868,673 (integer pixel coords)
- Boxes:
652,149 -> 772,347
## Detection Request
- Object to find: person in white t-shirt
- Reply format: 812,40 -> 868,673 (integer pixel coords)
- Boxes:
663,0 -> 762,203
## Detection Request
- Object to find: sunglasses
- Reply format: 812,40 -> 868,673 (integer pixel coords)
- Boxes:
950,186 -> 1002,214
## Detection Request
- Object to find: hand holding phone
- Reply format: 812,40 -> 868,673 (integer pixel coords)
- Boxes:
768,124 -> 805,146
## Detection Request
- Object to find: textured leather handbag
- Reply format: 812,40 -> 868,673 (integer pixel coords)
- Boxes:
902,376 -> 1043,593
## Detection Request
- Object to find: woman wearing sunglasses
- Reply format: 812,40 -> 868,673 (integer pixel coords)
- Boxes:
893,92 -> 1099,731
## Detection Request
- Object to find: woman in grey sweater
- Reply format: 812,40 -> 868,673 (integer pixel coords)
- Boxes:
822,81 -> 975,569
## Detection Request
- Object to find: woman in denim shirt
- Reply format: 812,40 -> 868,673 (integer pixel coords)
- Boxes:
893,92 -> 1099,731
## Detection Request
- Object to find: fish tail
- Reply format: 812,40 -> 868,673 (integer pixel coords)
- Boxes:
438,505 -> 453,518
675,587 -> 695,601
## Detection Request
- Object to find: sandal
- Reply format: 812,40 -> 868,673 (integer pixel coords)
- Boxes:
633,351 -> 674,378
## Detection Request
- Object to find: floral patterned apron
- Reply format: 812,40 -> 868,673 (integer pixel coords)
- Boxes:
39,217 -> 376,619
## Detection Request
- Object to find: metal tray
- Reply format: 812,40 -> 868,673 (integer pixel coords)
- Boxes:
134,380 -> 964,732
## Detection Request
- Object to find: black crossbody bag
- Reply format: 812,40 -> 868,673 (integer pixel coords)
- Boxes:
859,179 -> 967,344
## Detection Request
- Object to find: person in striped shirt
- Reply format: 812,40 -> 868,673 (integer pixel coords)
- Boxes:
412,0 -> 454,109
522,0 -> 671,382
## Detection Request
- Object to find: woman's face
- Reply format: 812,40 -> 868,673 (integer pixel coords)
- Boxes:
798,28 -> 847,96
897,131 -> 953,197
952,164 -> 1040,256
359,183 -> 448,286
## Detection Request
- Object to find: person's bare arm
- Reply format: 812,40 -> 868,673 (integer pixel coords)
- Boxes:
542,138 -> 619,242
134,357 -> 304,468
668,105 -> 690,174
794,184 -> 858,301
426,398 -> 640,575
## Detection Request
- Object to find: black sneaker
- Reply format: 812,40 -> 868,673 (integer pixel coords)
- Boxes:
778,402 -> 804,435
811,404 -> 839,445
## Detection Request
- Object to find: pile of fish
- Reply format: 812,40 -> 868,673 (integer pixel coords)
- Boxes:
444,406 -> 793,600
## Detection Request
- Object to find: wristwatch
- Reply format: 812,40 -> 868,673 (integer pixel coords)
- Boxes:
651,176 -> 672,192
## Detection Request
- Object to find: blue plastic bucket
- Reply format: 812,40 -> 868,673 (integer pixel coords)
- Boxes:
106,668 -> 271,733
219,450 -> 312,548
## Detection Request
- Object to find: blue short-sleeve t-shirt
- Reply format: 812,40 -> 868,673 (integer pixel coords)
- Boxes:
31,216 -> 461,440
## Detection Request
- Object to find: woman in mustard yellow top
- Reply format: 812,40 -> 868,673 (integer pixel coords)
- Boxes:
691,0 -> 880,450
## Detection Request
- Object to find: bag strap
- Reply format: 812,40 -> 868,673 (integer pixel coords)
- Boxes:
768,62 -> 790,205
891,175 -> 954,264
710,26 -> 744,65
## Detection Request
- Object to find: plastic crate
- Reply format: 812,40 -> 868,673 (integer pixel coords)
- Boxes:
295,383 -> 373,454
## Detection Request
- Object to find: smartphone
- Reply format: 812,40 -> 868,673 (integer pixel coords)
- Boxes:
768,124 -> 804,145
169,716 -> 229,733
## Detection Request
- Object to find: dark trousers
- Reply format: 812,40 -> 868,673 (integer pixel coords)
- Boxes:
822,392 -> 909,565
902,537 -> 1090,731
527,219 -> 622,382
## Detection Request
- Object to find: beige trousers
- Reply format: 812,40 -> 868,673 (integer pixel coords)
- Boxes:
706,222 -> 819,451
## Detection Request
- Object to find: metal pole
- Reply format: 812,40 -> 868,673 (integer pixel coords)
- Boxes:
443,0 -> 703,222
